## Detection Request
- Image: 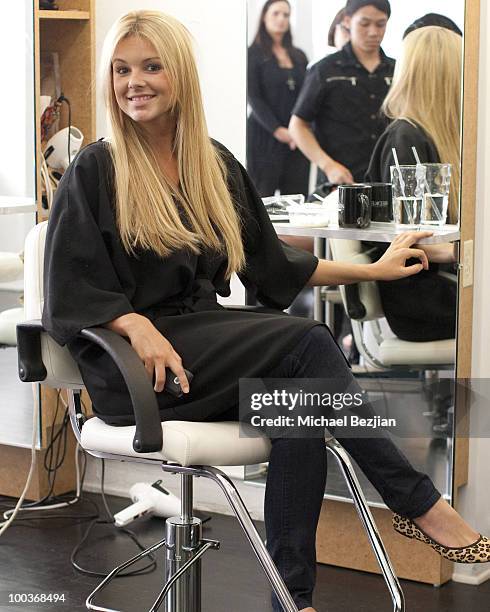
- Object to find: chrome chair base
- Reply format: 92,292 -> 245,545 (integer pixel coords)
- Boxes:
68,379 -> 297,612
86,466 -> 298,612
85,439 -> 405,612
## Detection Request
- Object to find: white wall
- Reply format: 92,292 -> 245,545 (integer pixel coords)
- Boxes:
0,1 -> 35,202
453,0 -> 490,586
96,0 -> 247,164
0,1 -> 36,257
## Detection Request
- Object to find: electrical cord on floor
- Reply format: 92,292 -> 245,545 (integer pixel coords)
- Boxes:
0,446 -> 96,523
1,391 -> 157,576
70,459 -> 158,578
1,392 -> 77,519
0,386 -> 39,536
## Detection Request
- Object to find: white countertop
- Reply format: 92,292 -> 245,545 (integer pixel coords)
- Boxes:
272,221 -> 460,244
0,196 -> 37,215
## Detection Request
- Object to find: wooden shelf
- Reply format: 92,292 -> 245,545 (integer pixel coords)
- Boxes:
39,9 -> 89,20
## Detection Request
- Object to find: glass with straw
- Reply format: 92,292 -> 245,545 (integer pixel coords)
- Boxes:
390,148 -> 426,227
411,147 -> 451,226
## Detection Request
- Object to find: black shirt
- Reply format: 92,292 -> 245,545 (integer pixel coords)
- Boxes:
293,42 -> 395,182
247,43 -> 308,133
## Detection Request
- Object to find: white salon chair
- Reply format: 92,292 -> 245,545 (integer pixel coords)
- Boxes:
16,222 -> 405,612
329,239 -> 455,370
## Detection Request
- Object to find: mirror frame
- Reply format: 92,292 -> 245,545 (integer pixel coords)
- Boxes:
453,0 -> 480,503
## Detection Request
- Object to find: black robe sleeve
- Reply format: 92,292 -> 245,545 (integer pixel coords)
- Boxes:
219,147 -> 318,309
42,142 -> 134,346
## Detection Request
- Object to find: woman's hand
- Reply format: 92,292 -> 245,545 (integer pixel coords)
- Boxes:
371,231 -> 434,281
273,126 -> 297,150
106,313 -> 190,394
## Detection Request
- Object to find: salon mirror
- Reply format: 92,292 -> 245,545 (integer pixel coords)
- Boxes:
245,0 -> 465,506
0,0 -> 39,448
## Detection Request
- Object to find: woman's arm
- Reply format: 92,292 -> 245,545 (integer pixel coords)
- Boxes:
105,313 -> 190,395
419,242 -> 457,264
289,115 -> 354,184
306,231 -> 433,286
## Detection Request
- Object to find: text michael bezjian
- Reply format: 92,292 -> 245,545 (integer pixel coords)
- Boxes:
249,414 -> 397,429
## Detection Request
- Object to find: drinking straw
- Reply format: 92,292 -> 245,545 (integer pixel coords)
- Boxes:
411,146 -> 443,222
392,148 -> 414,224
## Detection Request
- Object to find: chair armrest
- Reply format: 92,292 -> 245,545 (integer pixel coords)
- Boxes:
17,320 -> 47,382
16,321 -> 162,453
80,328 -> 162,453
343,285 -> 367,320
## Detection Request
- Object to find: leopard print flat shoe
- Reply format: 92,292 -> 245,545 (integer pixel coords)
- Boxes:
392,513 -> 490,563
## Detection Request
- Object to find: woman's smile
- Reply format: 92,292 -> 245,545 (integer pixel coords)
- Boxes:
127,94 -> 156,104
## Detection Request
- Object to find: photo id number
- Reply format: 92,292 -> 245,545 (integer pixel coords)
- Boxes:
7,593 -> 67,604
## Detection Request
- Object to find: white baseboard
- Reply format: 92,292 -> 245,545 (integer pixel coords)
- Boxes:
452,565 -> 490,585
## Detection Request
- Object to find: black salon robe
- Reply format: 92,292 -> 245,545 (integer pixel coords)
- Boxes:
42,140 -> 324,424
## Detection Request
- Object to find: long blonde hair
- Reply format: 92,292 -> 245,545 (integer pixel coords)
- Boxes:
99,10 -> 244,277
382,26 -> 462,223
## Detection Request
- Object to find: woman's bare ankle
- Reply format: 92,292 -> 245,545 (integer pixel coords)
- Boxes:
414,498 -> 480,547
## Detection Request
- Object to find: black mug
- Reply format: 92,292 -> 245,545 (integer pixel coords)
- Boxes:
367,182 -> 393,222
338,184 -> 372,228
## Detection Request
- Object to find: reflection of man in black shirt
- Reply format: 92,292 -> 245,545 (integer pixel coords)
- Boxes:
290,0 -> 395,185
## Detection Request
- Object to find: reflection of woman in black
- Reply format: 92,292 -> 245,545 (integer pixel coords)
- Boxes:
247,0 -> 310,197
365,26 -> 461,342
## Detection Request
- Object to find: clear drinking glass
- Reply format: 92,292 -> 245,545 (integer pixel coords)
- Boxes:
421,163 -> 451,226
390,165 -> 426,227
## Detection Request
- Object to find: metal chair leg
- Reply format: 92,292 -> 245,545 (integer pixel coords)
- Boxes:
197,466 -> 299,612
325,437 -> 405,612
164,474 -> 201,612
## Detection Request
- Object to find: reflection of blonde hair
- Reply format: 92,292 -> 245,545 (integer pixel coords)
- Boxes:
99,11 -> 244,277
383,26 -> 462,223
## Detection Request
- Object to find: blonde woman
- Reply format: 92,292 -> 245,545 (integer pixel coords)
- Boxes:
42,12 -> 489,612
366,25 -> 461,221
365,26 -> 461,342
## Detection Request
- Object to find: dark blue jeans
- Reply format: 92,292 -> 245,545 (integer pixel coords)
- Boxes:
262,325 -> 440,611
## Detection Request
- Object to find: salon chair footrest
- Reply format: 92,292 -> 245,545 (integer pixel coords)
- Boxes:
86,534 -> 220,612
